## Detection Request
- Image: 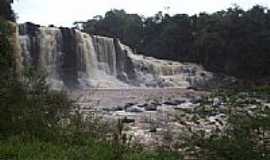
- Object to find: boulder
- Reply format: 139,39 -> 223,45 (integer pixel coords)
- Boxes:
191,96 -> 202,103
137,103 -> 148,108
151,101 -> 162,106
174,102 -> 195,110
144,104 -> 158,111
102,106 -> 124,112
163,99 -> 186,106
126,106 -> 144,113
124,102 -> 137,110
122,117 -> 135,123
149,127 -> 157,133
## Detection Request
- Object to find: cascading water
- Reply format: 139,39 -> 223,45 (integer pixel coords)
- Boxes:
92,36 -> 117,75
17,22 -> 213,90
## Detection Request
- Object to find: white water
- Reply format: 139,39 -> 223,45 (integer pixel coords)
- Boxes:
17,23 -> 213,89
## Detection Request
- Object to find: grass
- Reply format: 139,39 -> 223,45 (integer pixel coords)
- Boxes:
0,136 -> 180,160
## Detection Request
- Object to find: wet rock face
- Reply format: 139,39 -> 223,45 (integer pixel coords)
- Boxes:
19,22 -> 40,36
17,23 -> 214,89
60,28 -> 79,88
19,22 -> 41,66
114,39 -> 137,83
92,36 -> 117,75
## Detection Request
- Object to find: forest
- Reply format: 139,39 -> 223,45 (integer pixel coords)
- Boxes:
76,5 -> 270,82
1,0 -> 270,160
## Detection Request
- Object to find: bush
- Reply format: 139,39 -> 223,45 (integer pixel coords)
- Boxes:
0,135 -> 180,160
0,67 -> 75,139
0,19 -> 74,139
188,90 -> 270,160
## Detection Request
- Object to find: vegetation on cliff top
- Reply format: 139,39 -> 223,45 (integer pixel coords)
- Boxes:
1,1 -> 270,160
76,5 -> 270,81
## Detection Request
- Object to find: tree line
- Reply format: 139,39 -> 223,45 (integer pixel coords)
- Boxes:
0,0 -> 15,21
75,5 -> 270,82
1,2 -> 270,159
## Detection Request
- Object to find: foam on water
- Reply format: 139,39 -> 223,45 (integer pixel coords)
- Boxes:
17,23 -> 213,89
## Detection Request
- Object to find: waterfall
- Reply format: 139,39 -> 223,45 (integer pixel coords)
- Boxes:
74,31 -> 99,87
92,35 -> 117,75
9,22 -> 24,78
16,23 -> 213,89
39,27 -> 63,87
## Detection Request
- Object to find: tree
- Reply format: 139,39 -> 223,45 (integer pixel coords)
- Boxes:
0,0 -> 16,21
77,5 -> 270,82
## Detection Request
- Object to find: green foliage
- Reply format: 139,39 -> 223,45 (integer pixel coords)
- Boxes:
0,19 -> 179,159
0,67 -> 74,139
0,135 -> 180,160
0,0 -> 16,21
197,110 -> 270,160
79,5 -> 270,81
75,9 -> 144,50
0,20 -> 14,74
188,90 -> 270,160
0,19 -> 73,139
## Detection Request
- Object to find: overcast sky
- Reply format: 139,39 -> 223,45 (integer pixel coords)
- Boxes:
12,0 -> 270,27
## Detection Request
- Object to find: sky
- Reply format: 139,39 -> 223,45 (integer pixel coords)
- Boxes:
12,0 -> 270,27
